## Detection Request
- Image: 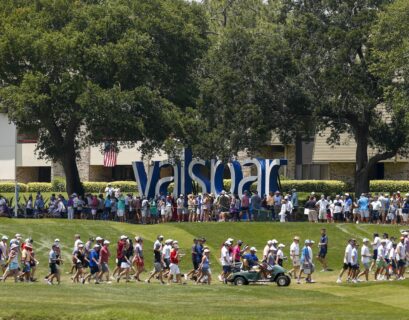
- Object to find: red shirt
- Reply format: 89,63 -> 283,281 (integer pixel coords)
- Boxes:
170,249 -> 179,264
100,246 -> 110,263
116,240 -> 125,259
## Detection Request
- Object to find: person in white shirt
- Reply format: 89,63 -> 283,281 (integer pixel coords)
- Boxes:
221,241 -> 232,284
288,236 -> 300,278
161,239 -> 172,278
388,243 -> 398,280
276,244 -> 285,266
357,238 -> 371,281
316,195 -> 329,223
0,235 -> 8,273
104,184 -> 114,197
336,239 -> 354,283
263,240 -> 273,261
396,237 -> 406,279
375,239 -> 387,281
285,197 -> 293,220
370,197 -> 382,224
350,243 -> 359,283
279,199 -> 287,223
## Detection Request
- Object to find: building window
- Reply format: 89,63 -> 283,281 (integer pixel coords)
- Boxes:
112,165 -> 135,181
38,167 -> 51,182
298,164 -> 329,180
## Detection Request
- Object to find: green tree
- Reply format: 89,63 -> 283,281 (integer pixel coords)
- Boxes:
0,0 -> 208,194
282,0 -> 409,195
190,0 -> 310,161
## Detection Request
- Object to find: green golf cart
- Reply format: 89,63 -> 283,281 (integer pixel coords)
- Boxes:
227,264 -> 291,287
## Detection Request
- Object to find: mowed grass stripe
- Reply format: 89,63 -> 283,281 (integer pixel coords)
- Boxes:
0,219 -> 408,320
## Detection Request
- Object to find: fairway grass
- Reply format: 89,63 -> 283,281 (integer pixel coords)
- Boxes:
0,219 -> 408,320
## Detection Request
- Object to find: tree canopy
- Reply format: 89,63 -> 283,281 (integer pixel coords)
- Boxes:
0,0 -> 209,194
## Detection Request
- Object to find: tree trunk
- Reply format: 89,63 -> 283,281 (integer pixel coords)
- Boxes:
354,126 -> 370,196
61,149 -> 84,196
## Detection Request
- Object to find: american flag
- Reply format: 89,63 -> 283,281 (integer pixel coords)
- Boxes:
103,143 -> 118,167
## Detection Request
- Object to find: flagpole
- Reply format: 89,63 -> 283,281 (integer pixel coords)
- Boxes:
14,125 -> 18,217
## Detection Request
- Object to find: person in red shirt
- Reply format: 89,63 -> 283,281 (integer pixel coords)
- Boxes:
99,240 -> 111,282
168,245 -> 183,285
112,235 -> 127,278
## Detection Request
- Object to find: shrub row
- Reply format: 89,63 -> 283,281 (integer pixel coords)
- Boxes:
1,180 -> 409,195
370,180 -> 409,193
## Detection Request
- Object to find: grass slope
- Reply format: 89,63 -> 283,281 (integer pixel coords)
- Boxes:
0,219 -> 408,320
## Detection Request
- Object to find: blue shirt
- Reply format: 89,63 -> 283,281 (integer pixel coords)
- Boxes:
194,244 -> 203,263
291,192 -> 298,207
358,196 -> 369,211
243,253 -> 259,267
89,250 -> 99,267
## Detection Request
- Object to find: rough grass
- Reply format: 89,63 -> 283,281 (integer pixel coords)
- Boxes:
0,219 -> 408,320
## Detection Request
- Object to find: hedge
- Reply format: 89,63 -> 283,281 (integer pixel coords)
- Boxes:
2,179 -> 409,195
370,180 -> 409,193
27,182 -> 53,192
0,182 -> 28,193
280,180 -> 348,194
82,181 -> 137,194
51,177 -> 66,192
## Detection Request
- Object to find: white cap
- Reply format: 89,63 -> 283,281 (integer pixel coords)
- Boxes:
96,237 -> 103,241
103,240 -> 110,245
15,233 -> 22,238
225,241 -> 232,246
54,239 -> 60,243
305,239 -> 310,244
402,231 -> 409,236
94,244 -> 101,248
78,243 -> 84,247
363,238 -> 369,243
278,244 -> 285,248
120,235 -> 127,240
173,240 -> 178,244
10,243 -> 19,249
267,240 -> 273,245
2,235 -> 8,240
250,247 -> 257,252
271,239 -> 278,244
204,248 -> 210,253
227,238 -> 234,242
165,239 -> 173,244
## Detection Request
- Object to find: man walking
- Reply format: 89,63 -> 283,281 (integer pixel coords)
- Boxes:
317,228 -> 328,271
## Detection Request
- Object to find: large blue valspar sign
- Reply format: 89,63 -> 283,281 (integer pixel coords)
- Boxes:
132,149 -> 287,199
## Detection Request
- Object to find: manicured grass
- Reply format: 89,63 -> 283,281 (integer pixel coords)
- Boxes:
0,219 -> 408,320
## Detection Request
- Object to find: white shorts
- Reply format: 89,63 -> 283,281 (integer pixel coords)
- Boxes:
403,214 -> 409,222
319,210 -> 327,220
169,263 -> 180,275
165,207 -> 172,217
117,209 -> 124,217
121,261 -> 131,269
91,209 -> 97,215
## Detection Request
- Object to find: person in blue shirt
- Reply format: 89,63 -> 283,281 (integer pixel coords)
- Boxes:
291,189 -> 298,220
243,247 -> 259,269
83,244 -> 101,284
103,195 -> 111,221
358,193 -> 369,223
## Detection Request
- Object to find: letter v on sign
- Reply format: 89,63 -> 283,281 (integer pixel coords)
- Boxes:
132,161 -> 160,198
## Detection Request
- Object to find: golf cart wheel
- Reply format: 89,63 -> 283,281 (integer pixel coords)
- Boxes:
234,276 -> 247,286
276,275 -> 290,287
